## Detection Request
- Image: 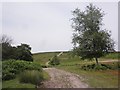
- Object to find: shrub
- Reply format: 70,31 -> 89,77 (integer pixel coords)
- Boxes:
41,65 -> 48,68
94,65 -> 108,70
2,59 -> 42,80
109,63 -> 120,70
19,70 -> 43,85
2,70 -> 15,80
81,63 -> 119,71
49,55 -> 60,65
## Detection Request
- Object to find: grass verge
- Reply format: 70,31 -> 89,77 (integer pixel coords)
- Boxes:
56,65 -> 118,88
2,77 -> 35,88
42,71 -> 50,81
19,70 -> 43,85
2,70 -> 50,89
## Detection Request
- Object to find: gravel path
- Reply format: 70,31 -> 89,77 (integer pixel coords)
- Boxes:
41,68 -> 89,88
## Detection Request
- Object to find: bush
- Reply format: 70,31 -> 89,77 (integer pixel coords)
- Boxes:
109,63 -> 120,70
49,55 -> 60,65
16,44 -> 33,61
19,70 -> 43,85
2,70 -> 15,80
2,60 -> 42,80
81,63 -> 119,71
94,65 -> 108,70
41,65 -> 48,68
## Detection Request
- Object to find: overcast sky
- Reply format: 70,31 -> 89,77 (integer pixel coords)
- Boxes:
1,2 -> 118,53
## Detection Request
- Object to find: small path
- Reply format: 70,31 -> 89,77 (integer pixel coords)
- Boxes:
57,52 -> 63,57
99,59 -> 118,63
41,68 -> 89,88
45,52 -> 63,67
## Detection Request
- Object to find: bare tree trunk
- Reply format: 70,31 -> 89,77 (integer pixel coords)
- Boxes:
95,58 -> 99,65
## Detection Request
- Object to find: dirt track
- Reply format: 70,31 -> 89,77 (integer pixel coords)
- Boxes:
41,68 -> 89,88
99,59 -> 118,63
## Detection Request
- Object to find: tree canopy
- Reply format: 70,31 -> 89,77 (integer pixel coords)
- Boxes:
16,44 -> 33,61
1,35 -> 33,61
71,4 -> 114,65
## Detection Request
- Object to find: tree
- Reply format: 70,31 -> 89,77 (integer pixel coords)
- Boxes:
0,35 -> 15,60
0,35 -> 33,61
71,4 -> 114,65
0,34 -> 13,44
16,44 -> 33,61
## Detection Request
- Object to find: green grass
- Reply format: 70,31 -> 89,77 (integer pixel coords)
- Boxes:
33,52 -> 60,65
54,52 -> 119,88
19,70 -> 43,85
56,65 -> 118,88
33,52 -> 119,65
33,51 -> 94,66
2,77 -> 35,88
2,70 -> 50,89
0,61 -> 2,89
43,71 -> 50,81
101,52 -> 120,59
32,51 -> 119,88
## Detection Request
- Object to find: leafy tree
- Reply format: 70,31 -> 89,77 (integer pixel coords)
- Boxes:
0,35 -> 15,60
0,35 -> 33,61
71,4 -> 114,65
16,44 -> 33,61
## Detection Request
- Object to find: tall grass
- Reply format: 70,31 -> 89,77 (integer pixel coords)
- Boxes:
102,52 -> 120,59
19,70 -> 43,85
2,77 -> 35,88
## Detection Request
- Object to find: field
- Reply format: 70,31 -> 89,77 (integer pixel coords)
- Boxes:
2,52 -> 119,88
56,66 -> 118,88
33,51 -> 119,88
33,52 -> 60,65
33,52 -> 120,66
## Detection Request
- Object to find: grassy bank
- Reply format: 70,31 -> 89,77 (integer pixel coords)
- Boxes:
53,52 -> 119,88
2,77 -> 35,88
33,52 -> 120,65
32,52 -> 119,88
2,70 -> 50,88
56,65 -> 118,88
33,52 -> 60,65
101,52 -> 120,59
2,60 -> 50,88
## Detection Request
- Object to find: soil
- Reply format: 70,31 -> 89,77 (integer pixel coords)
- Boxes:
40,68 -> 89,88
